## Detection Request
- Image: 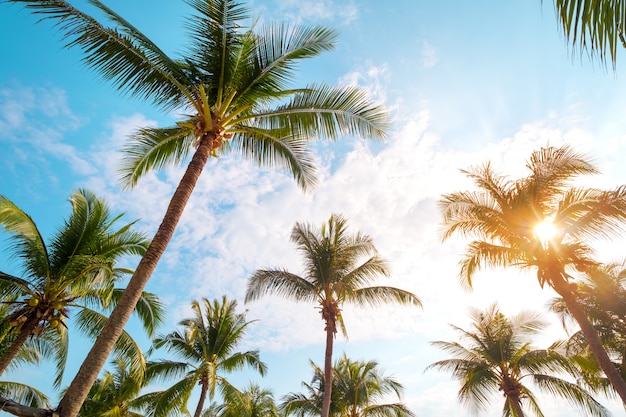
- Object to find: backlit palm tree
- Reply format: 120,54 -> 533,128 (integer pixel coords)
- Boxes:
440,144 -> 626,403
427,304 -> 609,417
4,1 -> 388,414
282,354 -> 414,417
146,296 -> 266,417
245,214 -> 421,417
0,189 -> 162,389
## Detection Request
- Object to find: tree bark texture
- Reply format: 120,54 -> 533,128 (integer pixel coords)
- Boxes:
57,134 -> 215,417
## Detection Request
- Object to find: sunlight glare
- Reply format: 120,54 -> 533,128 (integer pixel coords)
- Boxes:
534,217 -> 557,244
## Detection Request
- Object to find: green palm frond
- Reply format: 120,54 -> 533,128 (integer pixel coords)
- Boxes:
245,270 -> 317,303
7,0 -> 192,109
235,23 -> 337,103
229,126 -> 318,191
532,374 -> 609,417
119,126 -> 198,188
550,0 -> 626,66
0,381 -> 50,408
249,83 -> 388,142
349,286 -> 422,308
0,195 -> 49,280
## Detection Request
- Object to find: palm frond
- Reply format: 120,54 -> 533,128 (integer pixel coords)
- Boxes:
7,0 -> 192,110
119,126 -> 197,188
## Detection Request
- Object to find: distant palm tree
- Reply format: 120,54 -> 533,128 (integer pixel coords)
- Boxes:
246,214 -> 422,417
146,296 -> 266,417
78,358 -> 150,417
282,354 -> 414,417
550,0 -> 626,66
0,189 -> 163,389
427,304 -> 609,417
4,1 -> 388,414
219,383 -> 279,417
440,145 -> 626,403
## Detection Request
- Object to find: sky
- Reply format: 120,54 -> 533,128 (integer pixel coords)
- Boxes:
1,0 -> 626,416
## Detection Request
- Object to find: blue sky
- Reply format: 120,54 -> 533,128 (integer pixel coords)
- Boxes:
2,0 -> 626,416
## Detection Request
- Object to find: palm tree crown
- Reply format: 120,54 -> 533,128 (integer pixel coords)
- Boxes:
427,304 -> 609,417
0,189 -> 162,387
146,296 -> 266,417
439,144 -> 626,403
245,213 -> 421,417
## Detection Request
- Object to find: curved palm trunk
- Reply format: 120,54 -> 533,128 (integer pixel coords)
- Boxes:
0,316 -> 40,376
553,276 -> 626,404
194,380 -> 209,417
57,134 -> 216,417
321,321 -> 335,417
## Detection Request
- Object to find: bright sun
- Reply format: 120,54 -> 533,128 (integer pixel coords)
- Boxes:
534,218 -> 557,243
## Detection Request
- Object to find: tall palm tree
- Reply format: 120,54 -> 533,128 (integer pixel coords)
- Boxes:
439,144 -> 626,403
145,296 -> 266,417
0,189 -> 163,390
245,214 -> 422,417
426,304 -> 609,417
4,2 -> 388,414
549,0 -> 626,66
282,354 -> 414,417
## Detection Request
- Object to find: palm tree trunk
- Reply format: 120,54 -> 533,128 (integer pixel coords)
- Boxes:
508,398 -> 525,417
321,321 -> 335,417
0,316 -> 40,376
57,134 -> 216,417
193,381 -> 209,417
553,276 -> 626,404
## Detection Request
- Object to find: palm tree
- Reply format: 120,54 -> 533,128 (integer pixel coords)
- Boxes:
218,383 -> 279,417
549,0 -> 626,66
145,296 -> 266,417
4,1 -> 388,414
0,189 -> 163,391
427,304 -> 609,417
78,358 -> 150,417
282,354 -> 414,417
439,144 -> 626,403
245,214 -> 422,417
550,261 -> 626,392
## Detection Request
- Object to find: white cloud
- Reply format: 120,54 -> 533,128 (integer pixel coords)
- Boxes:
420,40 -> 439,68
273,0 -> 358,24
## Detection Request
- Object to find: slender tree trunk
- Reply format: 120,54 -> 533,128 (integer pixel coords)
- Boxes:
553,276 -> 626,405
57,134 -> 216,417
0,315 -> 40,376
193,381 -> 209,417
507,397 -> 525,417
321,320 -> 335,417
